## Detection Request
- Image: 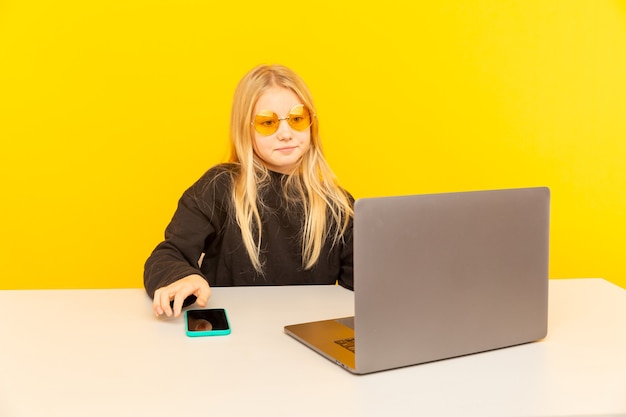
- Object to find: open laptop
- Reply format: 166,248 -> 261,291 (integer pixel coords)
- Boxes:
284,187 -> 550,374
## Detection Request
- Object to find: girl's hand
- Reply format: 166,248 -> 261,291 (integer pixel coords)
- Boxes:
153,274 -> 211,318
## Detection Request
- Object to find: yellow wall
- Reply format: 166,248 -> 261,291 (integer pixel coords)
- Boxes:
1,1 -> 625,289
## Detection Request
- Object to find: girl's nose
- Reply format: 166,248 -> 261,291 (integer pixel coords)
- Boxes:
275,119 -> 293,141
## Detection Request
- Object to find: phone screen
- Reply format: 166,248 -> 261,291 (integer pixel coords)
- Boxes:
185,309 -> 230,337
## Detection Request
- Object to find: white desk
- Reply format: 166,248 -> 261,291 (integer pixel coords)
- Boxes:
0,279 -> 624,417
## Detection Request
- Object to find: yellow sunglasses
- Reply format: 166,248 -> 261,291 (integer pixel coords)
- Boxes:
252,104 -> 313,136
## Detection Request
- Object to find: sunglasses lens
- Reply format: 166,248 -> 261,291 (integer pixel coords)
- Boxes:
254,111 -> 279,135
287,105 -> 312,131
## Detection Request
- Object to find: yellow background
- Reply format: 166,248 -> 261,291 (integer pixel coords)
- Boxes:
1,1 -> 625,289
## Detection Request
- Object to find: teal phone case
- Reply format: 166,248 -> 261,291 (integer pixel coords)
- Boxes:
185,308 -> 231,337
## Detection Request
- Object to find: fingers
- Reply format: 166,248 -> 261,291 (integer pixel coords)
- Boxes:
152,275 -> 211,318
153,286 -> 174,317
195,284 -> 211,307
171,290 -> 186,319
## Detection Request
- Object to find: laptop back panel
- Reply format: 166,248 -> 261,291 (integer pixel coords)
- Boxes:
353,187 -> 550,374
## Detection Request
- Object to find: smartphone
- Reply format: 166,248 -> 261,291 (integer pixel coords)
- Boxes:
184,308 -> 231,337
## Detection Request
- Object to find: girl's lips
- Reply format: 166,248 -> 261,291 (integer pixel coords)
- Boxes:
275,146 -> 296,152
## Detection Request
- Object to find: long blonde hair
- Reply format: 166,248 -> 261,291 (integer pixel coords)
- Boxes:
228,64 -> 353,273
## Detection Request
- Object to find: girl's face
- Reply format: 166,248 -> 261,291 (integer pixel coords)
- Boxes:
251,86 -> 311,174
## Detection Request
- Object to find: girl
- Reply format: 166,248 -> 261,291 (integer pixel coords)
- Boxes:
144,64 -> 354,318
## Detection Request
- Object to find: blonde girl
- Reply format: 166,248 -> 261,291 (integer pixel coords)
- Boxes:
145,64 -> 354,318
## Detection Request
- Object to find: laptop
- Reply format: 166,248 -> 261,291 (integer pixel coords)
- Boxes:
284,187 -> 550,374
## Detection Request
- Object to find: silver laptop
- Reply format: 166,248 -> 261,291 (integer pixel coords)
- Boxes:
284,187 -> 550,374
